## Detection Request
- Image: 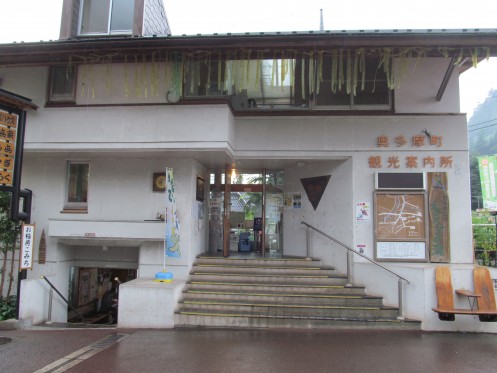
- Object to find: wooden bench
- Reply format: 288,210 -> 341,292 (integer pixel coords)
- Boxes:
432,266 -> 497,322
473,266 -> 497,322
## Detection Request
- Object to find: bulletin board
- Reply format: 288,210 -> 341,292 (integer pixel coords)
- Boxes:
374,191 -> 428,262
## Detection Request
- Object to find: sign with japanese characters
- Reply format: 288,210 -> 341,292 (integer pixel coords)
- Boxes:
20,223 -> 35,270
0,110 -> 18,187
369,132 -> 453,170
478,155 -> 497,210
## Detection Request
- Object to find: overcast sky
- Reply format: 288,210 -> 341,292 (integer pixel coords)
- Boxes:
0,0 -> 495,117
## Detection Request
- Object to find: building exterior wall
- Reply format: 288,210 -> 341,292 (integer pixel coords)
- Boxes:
0,54 -> 491,331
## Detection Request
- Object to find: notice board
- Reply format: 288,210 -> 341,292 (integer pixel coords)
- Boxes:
374,191 -> 428,262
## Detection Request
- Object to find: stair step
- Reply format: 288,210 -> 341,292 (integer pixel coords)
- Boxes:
174,312 -> 421,330
186,281 -> 365,295
190,272 -> 347,286
178,300 -> 399,318
196,256 -> 323,267
192,264 -> 336,276
176,255 -> 421,330
182,290 -> 383,307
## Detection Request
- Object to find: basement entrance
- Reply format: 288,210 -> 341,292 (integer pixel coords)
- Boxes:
208,169 -> 283,257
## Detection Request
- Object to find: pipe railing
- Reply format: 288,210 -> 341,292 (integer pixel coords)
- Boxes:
41,275 -> 87,324
302,221 -> 409,320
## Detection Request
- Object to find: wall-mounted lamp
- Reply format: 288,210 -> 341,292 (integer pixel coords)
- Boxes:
422,128 -> 432,139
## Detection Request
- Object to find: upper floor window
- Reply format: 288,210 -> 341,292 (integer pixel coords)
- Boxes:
47,65 -> 77,104
315,55 -> 391,110
182,54 -> 392,112
65,162 -> 89,211
79,0 -> 134,36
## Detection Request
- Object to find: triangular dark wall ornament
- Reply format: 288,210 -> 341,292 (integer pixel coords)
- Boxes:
300,175 -> 331,210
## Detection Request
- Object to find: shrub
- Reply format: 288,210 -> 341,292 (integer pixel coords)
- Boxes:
0,296 -> 16,321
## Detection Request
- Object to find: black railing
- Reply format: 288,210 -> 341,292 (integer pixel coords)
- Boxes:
41,275 -> 87,324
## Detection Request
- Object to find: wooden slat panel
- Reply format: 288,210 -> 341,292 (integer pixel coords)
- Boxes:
474,266 -> 497,312
435,266 -> 454,310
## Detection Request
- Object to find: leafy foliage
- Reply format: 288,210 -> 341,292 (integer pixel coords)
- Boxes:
0,192 -> 21,253
468,89 -> 497,209
0,296 -> 16,321
472,213 -> 497,266
0,191 -> 21,298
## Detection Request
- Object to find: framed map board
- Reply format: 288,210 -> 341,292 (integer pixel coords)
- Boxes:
374,191 -> 428,262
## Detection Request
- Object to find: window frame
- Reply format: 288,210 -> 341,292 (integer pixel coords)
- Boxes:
312,56 -> 393,111
47,65 -> 77,104
78,0 -> 134,37
64,161 -> 90,212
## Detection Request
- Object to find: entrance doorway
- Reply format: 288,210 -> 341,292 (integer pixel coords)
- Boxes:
208,169 -> 283,257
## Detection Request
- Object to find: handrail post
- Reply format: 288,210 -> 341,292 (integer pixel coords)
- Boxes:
345,251 -> 353,287
305,225 -> 311,260
397,278 -> 405,320
47,288 -> 53,324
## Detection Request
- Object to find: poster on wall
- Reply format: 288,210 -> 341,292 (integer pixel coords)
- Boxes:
355,202 -> 371,223
284,193 -> 302,208
165,167 -> 181,258
428,172 -> 450,262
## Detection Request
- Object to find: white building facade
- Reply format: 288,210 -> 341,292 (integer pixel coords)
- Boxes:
0,1 -> 496,332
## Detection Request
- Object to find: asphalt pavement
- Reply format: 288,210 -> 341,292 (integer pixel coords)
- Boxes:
1,326 -> 497,372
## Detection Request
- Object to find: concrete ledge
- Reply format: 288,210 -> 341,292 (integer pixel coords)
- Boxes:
117,278 -> 185,329
0,319 -> 18,330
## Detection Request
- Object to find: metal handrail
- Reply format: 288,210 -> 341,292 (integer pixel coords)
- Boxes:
41,275 -> 87,324
301,221 -> 409,319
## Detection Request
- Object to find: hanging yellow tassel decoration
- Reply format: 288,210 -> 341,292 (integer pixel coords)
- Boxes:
124,55 -> 130,98
246,50 -> 251,86
352,50 -> 359,96
359,48 -> 366,91
142,54 -> 148,98
218,52 -> 222,93
309,54 -> 315,96
106,57 -> 112,96
289,51 -> 295,91
316,51 -> 323,95
338,49 -> 344,92
346,50 -> 351,94
301,56 -> 306,99
331,50 -> 338,93
81,58 -> 87,97
471,47 -> 479,68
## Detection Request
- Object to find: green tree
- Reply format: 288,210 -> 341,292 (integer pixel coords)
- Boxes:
0,191 -> 21,298
468,89 -> 497,210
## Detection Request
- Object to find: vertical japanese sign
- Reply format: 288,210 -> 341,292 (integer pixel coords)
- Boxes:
0,110 -> 18,186
165,167 -> 181,258
20,223 -> 35,270
478,155 -> 497,210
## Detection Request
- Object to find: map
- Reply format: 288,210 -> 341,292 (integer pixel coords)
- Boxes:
376,193 -> 425,240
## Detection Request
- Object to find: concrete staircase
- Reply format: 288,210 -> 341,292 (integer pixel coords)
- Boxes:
174,256 -> 421,330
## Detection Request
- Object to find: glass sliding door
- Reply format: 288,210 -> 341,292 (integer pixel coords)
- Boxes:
208,168 -> 283,257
